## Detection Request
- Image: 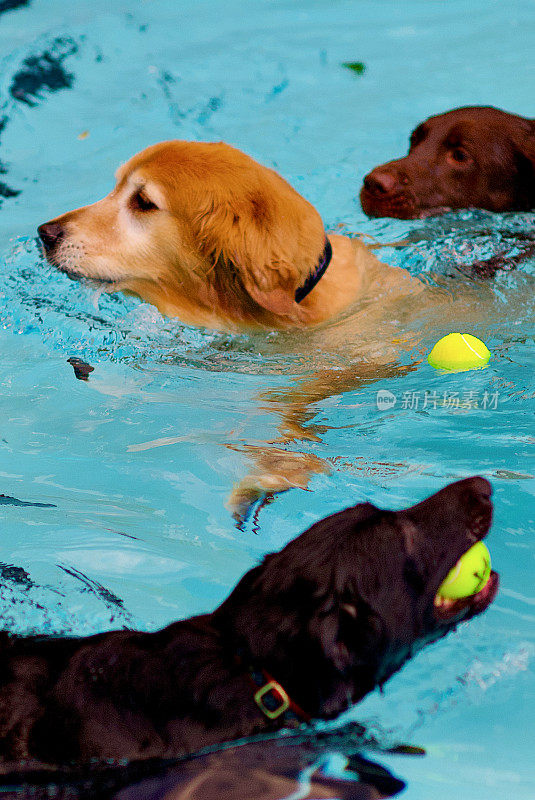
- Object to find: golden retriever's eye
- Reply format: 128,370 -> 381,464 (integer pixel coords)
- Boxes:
130,190 -> 158,213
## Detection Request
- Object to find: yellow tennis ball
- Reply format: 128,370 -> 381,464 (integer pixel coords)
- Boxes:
437,541 -> 491,600
428,333 -> 491,372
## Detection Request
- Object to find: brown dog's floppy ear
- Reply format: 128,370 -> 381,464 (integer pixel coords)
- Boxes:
309,597 -> 382,718
311,596 -> 363,675
191,179 -> 326,320
315,607 -> 352,673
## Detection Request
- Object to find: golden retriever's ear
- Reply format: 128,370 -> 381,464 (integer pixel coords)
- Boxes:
242,277 -> 299,317
191,182 -> 325,319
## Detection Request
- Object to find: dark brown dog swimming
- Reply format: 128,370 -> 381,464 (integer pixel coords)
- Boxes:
0,477 -> 498,765
361,106 -> 535,218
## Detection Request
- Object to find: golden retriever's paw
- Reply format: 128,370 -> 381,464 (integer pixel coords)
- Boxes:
227,480 -> 274,525
226,447 -> 329,524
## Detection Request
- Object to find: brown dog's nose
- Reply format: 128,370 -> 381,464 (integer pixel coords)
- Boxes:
463,476 -> 492,502
38,222 -> 64,253
363,169 -> 400,197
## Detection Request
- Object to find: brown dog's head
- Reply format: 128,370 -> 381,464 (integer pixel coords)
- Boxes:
360,106 -> 535,219
38,141 -> 327,329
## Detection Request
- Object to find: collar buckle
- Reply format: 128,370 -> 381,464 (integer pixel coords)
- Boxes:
254,679 -> 290,720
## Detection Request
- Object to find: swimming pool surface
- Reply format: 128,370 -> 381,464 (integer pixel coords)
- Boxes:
0,0 -> 534,797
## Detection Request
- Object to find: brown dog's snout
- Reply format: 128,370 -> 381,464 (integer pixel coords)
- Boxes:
363,168 -> 403,198
38,221 -> 64,253
360,163 -> 415,217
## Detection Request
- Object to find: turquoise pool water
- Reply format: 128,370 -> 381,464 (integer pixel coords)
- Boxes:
0,0 -> 534,797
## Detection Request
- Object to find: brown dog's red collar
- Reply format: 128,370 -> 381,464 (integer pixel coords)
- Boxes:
248,667 -> 311,725
235,655 -> 311,726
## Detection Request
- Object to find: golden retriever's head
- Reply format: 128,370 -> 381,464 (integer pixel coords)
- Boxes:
38,141 -> 327,329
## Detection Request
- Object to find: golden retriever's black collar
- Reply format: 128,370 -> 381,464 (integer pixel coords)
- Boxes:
295,237 -> 332,303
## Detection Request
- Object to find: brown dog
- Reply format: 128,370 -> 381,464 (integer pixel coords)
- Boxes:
361,106 -> 535,219
0,478 -> 497,764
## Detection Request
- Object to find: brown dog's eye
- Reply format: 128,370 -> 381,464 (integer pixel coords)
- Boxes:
448,147 -> 471,165
130,190 -> 158,213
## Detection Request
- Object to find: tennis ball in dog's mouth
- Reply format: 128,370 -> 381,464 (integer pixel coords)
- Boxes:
428,333 -> 491,372
437,541 -> 491,600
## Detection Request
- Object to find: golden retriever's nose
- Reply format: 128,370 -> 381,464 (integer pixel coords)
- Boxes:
38,222 -> 64,253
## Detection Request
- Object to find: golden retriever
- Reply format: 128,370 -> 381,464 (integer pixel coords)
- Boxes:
37,141 -> 502,520
38,140 -> 421,332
